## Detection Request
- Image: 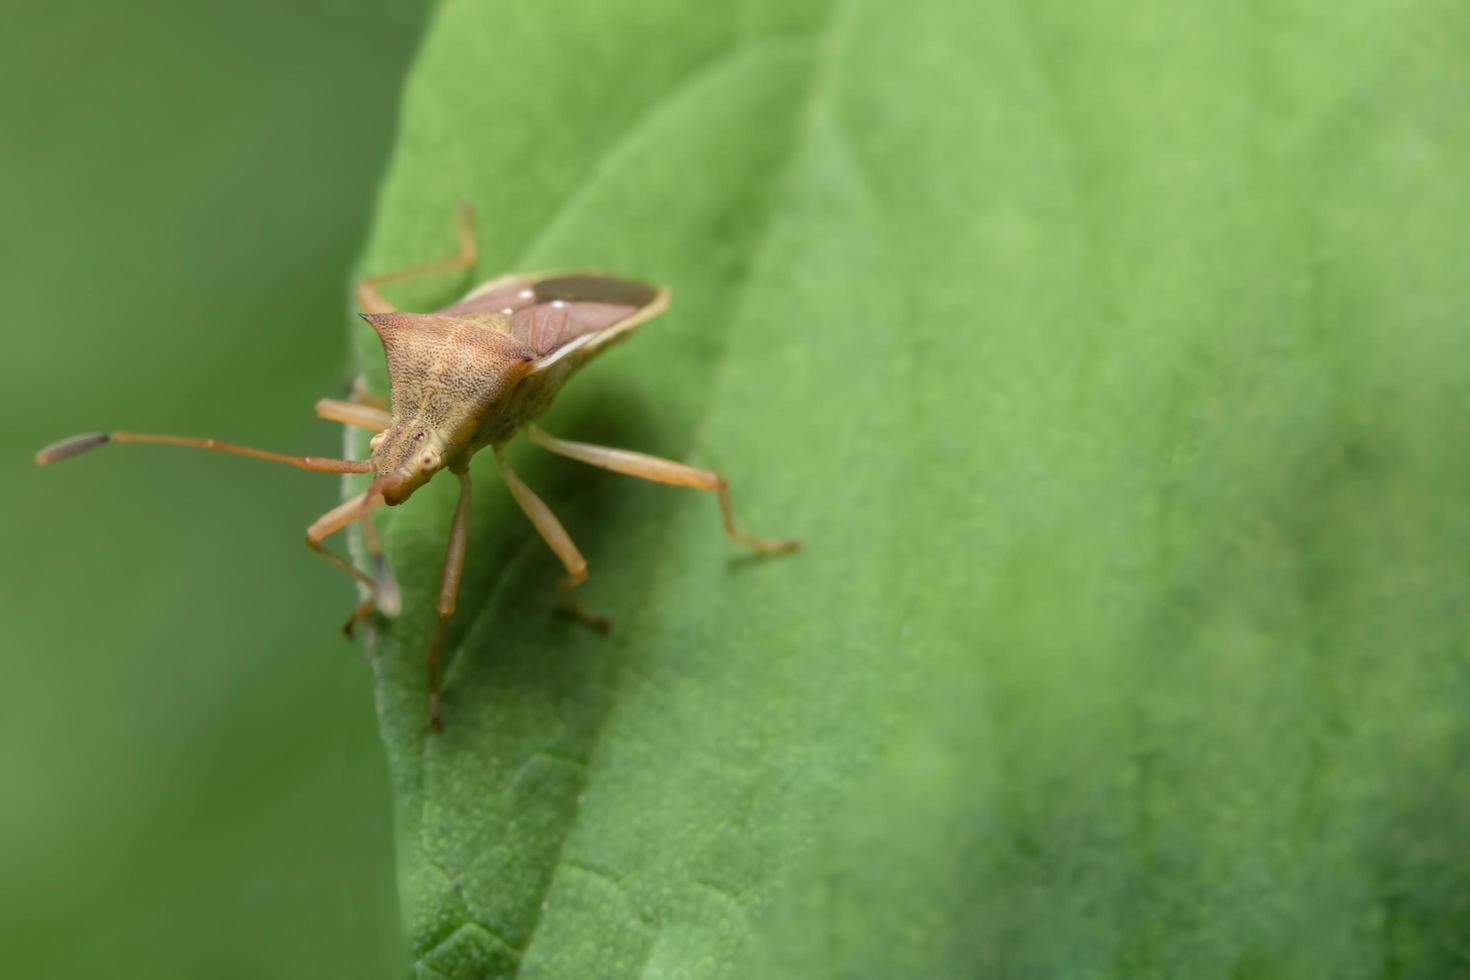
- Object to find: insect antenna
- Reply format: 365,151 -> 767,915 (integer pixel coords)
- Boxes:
36,431 -> 372,474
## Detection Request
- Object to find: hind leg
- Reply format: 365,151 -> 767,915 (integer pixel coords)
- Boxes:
356,204 -> 477,314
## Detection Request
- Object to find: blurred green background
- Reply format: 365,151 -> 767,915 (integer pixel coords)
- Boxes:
1,2 -> 426,977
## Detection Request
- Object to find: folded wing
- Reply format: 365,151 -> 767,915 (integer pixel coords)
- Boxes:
439,273 -> 667,363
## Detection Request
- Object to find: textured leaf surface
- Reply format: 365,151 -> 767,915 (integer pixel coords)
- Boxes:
354,1 -> 1470,976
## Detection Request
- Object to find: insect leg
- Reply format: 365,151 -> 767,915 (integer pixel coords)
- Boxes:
341,597 -> 377,637
35,431 -> 372,473
307,491 -> 385,593
359,506 -> 400,613
423,471 -> 472,731
493,445 -> 611,633
355,203 -> 477,314
305,488 -> 400,637
524,426 -> 800,554
347,377 -> 388,410
315,397 -> 391,431
341,505 -> 402,636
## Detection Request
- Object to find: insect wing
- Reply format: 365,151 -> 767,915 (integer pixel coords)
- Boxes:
441,272 -> 669,366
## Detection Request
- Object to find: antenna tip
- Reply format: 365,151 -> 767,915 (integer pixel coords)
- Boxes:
35,432 -> 110,465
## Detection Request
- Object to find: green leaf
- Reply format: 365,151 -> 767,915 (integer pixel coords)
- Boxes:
355,0 -> 1470,976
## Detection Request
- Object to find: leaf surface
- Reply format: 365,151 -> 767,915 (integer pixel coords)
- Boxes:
355,1 -> 1470,976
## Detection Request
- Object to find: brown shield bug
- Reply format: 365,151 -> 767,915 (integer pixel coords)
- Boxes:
37,207 -> 799,729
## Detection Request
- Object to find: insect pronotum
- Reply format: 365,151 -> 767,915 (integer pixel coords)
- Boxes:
36,206 -> 799,729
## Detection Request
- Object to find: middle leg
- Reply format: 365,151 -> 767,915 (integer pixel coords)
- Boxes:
315,397 -> 391,432
493,445 -> 610,632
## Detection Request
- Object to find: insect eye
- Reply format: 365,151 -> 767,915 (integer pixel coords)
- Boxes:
413,431 -> 426,442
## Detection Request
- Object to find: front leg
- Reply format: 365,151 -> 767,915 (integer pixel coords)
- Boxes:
311,395 -> 400,632
424,470 -> 473,731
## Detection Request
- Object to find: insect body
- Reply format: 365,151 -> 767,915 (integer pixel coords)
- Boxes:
37,208 -> 799,729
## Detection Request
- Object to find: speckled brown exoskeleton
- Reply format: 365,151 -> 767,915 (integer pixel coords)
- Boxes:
36,207 -> 799,729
